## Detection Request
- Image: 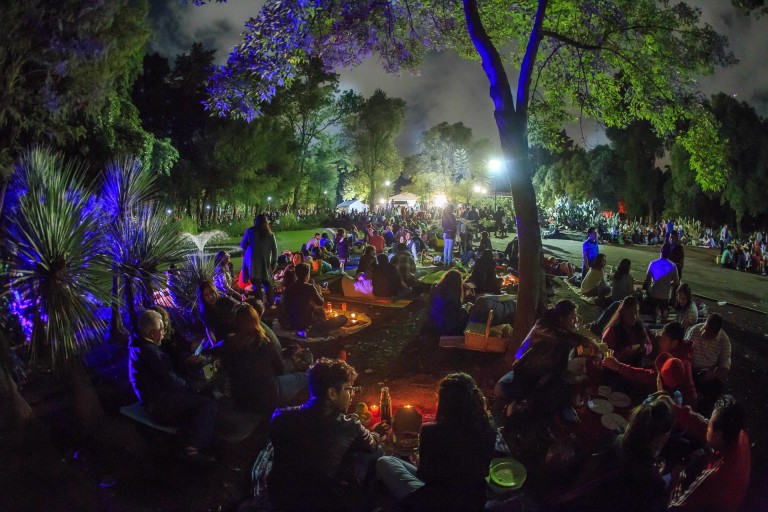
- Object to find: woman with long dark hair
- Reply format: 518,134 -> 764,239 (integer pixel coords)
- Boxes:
201,304 -> 306,413
376,372 -> 496,511
602,295 -> 652,365
197,280 -> 239,346
466,249 -> 501,294
610,258 -> 634,303
240,213 -> 278,305
674,282 -> 698,329
428,269 -> 469,335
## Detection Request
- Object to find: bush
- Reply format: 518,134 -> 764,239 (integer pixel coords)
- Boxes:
174,215 -> 198,235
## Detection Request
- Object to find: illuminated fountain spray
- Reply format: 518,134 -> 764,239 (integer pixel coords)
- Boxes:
180,230 -> 229,253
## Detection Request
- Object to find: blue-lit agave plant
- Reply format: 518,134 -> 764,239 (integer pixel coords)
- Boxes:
3,147 -> 110,369
167,250 -> 221,313
99,157 -> 185,332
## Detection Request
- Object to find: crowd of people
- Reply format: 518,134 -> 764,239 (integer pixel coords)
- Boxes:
124,207 -> 752,511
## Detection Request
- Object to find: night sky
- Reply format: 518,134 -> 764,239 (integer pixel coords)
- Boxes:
148,0 -> 768,153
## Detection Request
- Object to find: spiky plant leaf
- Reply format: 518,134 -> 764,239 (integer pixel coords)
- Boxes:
99,156 -> 157,221
4,148 -> 109,368
103,204 -> 187,311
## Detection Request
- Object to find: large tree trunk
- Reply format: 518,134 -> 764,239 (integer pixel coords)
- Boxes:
464,0 -> 548,363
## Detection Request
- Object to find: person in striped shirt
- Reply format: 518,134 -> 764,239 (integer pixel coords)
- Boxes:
685,314 -> 731,415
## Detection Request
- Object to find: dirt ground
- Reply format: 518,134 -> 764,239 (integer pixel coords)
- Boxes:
1,236 -> 766,511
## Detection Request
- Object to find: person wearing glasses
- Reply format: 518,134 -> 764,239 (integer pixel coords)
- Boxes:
268,358 -> 386,511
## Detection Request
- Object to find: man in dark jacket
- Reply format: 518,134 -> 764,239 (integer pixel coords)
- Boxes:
268,358 -> 385,511
441,204 -> 457,265
281,263 -> 347,336
128,310 -> 217,463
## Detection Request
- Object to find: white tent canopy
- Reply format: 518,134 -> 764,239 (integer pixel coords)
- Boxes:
388,192 -> 418,206
336,199 -> 368,213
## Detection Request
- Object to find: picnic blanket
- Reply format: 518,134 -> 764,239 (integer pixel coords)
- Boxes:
268,312 -> 372,343
565,279 -> 598,305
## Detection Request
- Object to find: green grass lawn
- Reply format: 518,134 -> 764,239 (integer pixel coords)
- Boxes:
230,227 -> 334,272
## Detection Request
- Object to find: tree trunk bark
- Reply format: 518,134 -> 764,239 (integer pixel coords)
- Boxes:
463,0 -> 548,363
108,272 -> 128,345
125,276 -> 138,333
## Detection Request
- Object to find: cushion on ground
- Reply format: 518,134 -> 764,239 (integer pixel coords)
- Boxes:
324,293 -> 413,308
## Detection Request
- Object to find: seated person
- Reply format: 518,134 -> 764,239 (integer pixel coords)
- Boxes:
391,242 -> 418,287
604,322 -> 696,406
477,231 -> 492,253
376,373 -> 496,512
674,283 -> 699,330
669,395 -> 751,512
214,251 -> 243,300
609,258 -> 634,303
601,295 -> 652,366
643,243 -> 680,322
128,310 -> 217,463
202,304 -> 306,413
306,232 -> 321,251
356,245 -> 377,276
580,398 -> 675,512
503,238 -> 519,270
496,300 -> 598,413
428,270 -> 469,336
281,263 -> 347,336
466,249 -> 501,294
581,253 -> 611,298
686,314 -> 731,415
719,245 -> 734,268
541,254 -> 575,277
268,358 -> 385,511
383,226 -> 395,246
319,232 -> 334,252
405,231 -> 422,260
198,281 -> 239,345
309,246 -> 332,274
150,305 -> 197,376
369,230 -> 386,253
371,253 -> 411,298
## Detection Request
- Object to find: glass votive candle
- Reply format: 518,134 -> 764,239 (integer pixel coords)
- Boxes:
342,302 -> 347,311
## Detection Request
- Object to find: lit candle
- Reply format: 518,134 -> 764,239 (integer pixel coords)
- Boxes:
351,313 -> 356,319
370,404 -> 380,418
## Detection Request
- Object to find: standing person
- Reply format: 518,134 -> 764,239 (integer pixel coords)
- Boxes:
129,310 -> 217,463
241,213 -> 278,306
441,204 -> 457,265
665,230 -> 685,279
376,373 -> 497,512
268,358 -> 385,511
494,206 -> 505,237
582,227 -> 599,280
665,218 -> 675,243
642,243 -> 680,323
335,228 -> 350,271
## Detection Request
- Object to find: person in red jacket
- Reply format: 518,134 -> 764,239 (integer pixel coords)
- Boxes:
668,395 -> 751,512
603,322 -> 697,407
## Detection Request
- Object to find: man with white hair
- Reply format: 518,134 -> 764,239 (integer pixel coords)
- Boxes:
128,309 -> 217,463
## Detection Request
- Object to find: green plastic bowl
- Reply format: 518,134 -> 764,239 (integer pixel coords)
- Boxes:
487,457 -> 527,490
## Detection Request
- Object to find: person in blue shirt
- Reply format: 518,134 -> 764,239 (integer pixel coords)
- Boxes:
582,227 -> 599,280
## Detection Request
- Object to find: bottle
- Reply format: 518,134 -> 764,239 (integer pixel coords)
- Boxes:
380,387 -> 392,424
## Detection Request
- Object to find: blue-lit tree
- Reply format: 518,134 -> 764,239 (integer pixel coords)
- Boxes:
199,0 -> 733,356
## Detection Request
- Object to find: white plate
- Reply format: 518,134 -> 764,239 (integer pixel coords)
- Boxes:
601,412 -> 629,431
587,398 -> 614,415
607,392 -> 631,408
598,385 -> 612,396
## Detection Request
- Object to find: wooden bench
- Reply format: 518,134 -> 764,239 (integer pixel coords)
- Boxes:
120,402 -> 264,443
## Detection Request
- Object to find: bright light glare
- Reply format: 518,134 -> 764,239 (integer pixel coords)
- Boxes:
166,208 -> 172,214
481,188 -> 487,194
473,184 -> 482,193
433,193 -> 447,208
378,198 -> 386,204
205,204 -> 211,210
488,159 -> 503,173
385,180 -> 391,186
267,196 -> 272,201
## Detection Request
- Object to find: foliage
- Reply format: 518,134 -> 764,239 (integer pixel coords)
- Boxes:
3,148 -> 109,368
343,89 -> 406,208
168,252 -> 219,311
0,1 -> 154,174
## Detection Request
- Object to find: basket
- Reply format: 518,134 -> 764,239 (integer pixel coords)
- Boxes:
463,310 -> 510,353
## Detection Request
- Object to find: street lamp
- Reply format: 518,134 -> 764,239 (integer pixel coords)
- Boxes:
488,159 -> 503,210
384,180 -> 391,209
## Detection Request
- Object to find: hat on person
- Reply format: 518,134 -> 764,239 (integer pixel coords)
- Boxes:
655,352 -> 685,390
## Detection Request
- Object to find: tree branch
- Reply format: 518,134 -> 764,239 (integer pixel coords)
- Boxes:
517,0 -> 549,120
